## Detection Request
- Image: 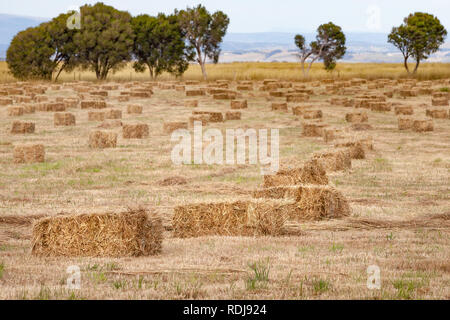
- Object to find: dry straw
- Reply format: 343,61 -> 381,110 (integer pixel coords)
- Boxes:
263,159 -> 328,187
13,144 -> 45,163
89,130 -> 117,149
54,112 -> 76,126
172,199 -> 291,238
123,123 -> 149,139
31,209 -> 163,257
313,150 -> 352,171
10,121 -> 35,134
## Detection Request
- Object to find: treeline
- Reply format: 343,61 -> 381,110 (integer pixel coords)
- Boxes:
6,2 -> 229,81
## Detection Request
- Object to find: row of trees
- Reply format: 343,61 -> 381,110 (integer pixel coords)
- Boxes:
7,3 -> 229,81
294,12 -> 447,76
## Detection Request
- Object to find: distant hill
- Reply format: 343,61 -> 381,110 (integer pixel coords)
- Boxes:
0,14 -> 449,63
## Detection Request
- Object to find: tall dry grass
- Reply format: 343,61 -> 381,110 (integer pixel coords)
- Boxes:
1,61 -> 450,83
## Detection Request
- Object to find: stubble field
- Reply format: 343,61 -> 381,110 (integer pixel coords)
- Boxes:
0,71 -> 449,300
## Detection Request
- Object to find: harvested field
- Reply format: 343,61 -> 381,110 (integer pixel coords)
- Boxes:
0,75 -> 449,300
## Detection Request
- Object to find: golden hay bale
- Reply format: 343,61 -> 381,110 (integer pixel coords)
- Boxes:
10,121 -> 35,134
292,105 -> 312,115
253,185 -> 350,221
323,129 -> 335,143
302,122 -> 328,137
89,130 -> 117,149
184,100 -> 198,107
231,100 -> 248,109
189,115 -> 209,127
172,200 -> 290,238
271,102 -> 288,111
351,123 -> 373,131
426,108 -> 448,119
192,111 -> 224,122
263,159 -> 328,187
37,102 -> 66,112
303,109 -> 322,119
334,141 -> 365,159
213,93 -> 236,100
412,119 -> 434,132
31,209 -> 163,257
90,90 -> 108,97
394,106 -> 414,115
237,85 -> 253,91
123,123 -> 149,139
13,144 -> 45,164
313,150 -> 352,171
398,117 -> 413,130
127,104 -> 143,114
0,97 -> 13,105
54,112 -> 76,126
105,109 -> 122,119
163,122 -> 188,134
186,89 -> 205,97
81,100 -> 107,109
225,111 -> 241,120
370,102 -> 391,112
88,111 -> 106,122
345,112 -> 368,123
175,85 -> 185,92
23,105 -> 36,114
431,97 -> 448,106
97,120 -> 123,129
286,93 -> 309,102
7,106 -> 24,116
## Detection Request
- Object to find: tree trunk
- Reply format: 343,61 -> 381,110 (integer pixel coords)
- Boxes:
412,59 -> 420,74
403,56 -> 410,74
200,61 -> 207,81
54,64 -> 66,82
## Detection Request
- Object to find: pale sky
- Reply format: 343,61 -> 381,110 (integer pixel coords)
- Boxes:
1,0 -> 450,33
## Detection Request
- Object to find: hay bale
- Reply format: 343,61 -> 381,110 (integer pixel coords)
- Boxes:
184,100 -> 198,107
10,121 -> 35,134
31,209 -> 163,257
395,106 -> 414,115
398,117 -> 413,130
13,144 -> 45,164
426,108 -> 448,119
286,93 -> 309,102
271,102 -> 288,111
189,115 -> 209,127
186,89 -> 205,97
231,100 -> 247,109
302,122 -> 328,137
54,113 -> 76,126
313,150 -> 352,171
345,112 -> 368,123
7,106 -> 24,116
431,97 -> 448,106
370,102 -> 391,112
253,185 -> 350,221
127,104 -> 143,114
334,141 -> 365,159
323,129 -> 335,143
23,105 -> 36,114
88,111 -> 106,122
89,130 -> 117,149
37,103 -> 66,112
213,93 -> 236,100
123,123 -> 149,139
303,109 -> 322,119
81,100 -> 107,109
292,105 -> 312,115
351,123 -> 373,131
163,122 -> 188,134
263,159 -> 328,187
192,111 -> 224,122
105,109 -> 122,119
0,98 -> 13,105
412,119 -> 434,132
172,200 -> 291,238
225,111 -> 241,120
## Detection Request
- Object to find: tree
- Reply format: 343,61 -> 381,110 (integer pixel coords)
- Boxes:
131,13 -> 193,79
6,25 -> 55,80
43,12 -> 78,81
388,12 -> 447,74
177,5 -> 229,80
74,3 -> 134,80
295,22 -> 346,77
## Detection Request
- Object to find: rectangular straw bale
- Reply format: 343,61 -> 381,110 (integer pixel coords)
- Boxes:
394,106 -> 414,115
163,122 -> 188,134
11,121 -> 35,134
31,209 -> 163,257
302,122 -> 328,137
7,106 -> 24,116
184,100 -> 198,107
88,111 -> 106,122
81,100 -> 107,109
398,117 -> 413,130
54,112 -> 76,126
263,159 -> 328,187
127,104 -> 143,114
231,100 -> 248,109
225,111 -> 241,120
313,150 -> 352,171
426,108 -> 448,119
172,200 -> 291,238
105,109 -> 122,119
123,123 -> 149,139
412,119 -> 434,132
303,109 -> 322,119
89,130 -> 117,149
345,112 -> 368,123
13,144 -> 44,163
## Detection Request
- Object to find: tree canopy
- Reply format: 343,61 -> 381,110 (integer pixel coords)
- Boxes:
388,12 -> 447,74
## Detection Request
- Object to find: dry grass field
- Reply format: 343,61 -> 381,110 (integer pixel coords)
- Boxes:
0,69 -> 449,300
